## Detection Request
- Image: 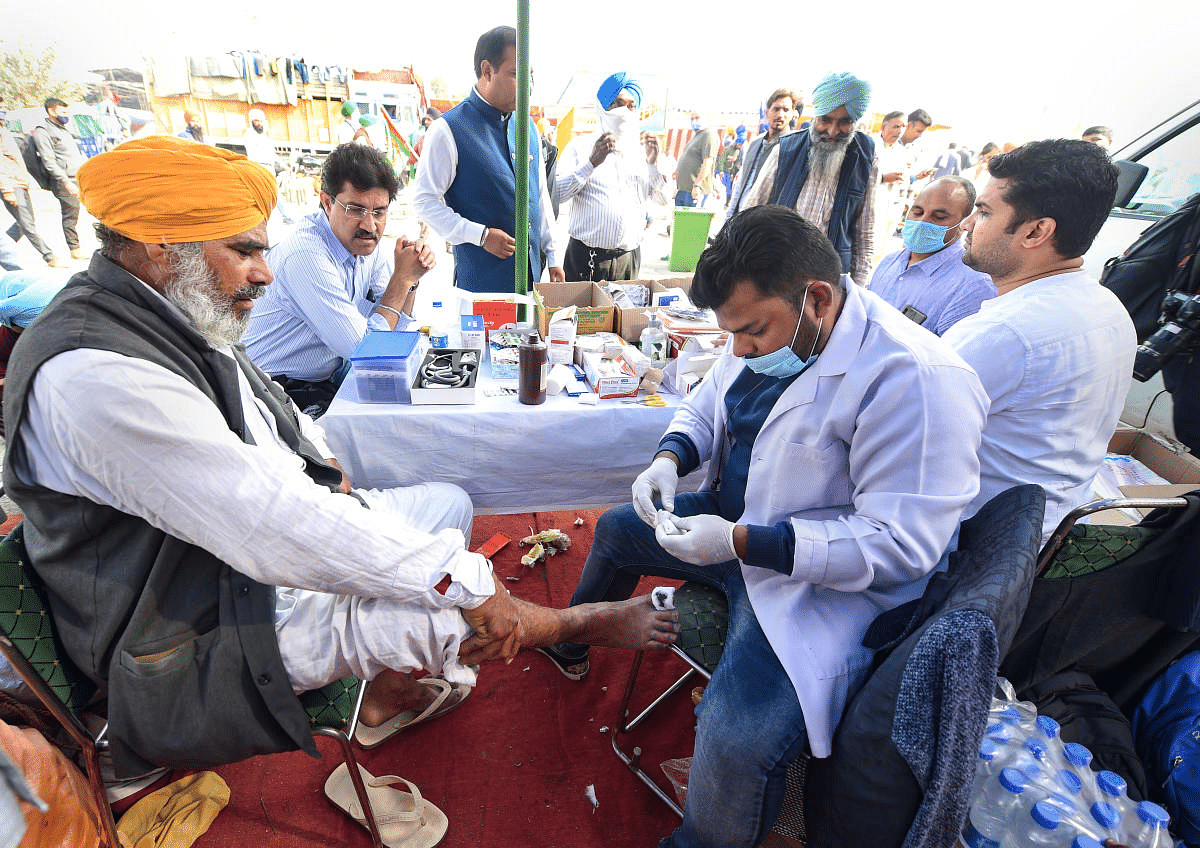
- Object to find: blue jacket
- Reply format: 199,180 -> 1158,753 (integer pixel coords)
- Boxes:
441,88 -> 544,293
769,130 -> 875,274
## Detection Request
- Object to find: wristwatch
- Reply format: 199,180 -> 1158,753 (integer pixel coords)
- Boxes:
479,227 -> 489,248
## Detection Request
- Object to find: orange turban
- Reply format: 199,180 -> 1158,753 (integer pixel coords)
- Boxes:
77,135 -> 276,243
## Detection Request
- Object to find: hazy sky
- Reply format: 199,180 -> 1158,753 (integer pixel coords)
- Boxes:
7,0 -> 1199,149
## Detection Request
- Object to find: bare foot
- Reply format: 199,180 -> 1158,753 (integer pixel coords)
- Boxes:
359,671 -> 463,728
566,594 -> 680,651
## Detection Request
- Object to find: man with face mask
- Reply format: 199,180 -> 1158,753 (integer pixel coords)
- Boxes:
555,72 -> 668,281
34,98 -> 86,261
868,176 -> 996,335
540,204 -> 987,848
741,72 -> 878,286
674,113 -> 719,207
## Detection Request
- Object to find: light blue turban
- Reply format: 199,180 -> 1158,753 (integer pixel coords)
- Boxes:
0,271 -> 67,329
597,72 -> 643,110
811,72 -> 871,122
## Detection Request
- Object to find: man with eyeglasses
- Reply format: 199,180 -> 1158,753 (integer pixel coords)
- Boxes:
245,143 -> 433,416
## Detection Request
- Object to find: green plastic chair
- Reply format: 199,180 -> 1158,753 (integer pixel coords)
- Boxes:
0,522 -> 387,848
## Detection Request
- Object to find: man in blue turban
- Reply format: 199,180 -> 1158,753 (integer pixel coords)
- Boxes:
738,71 -> 880,285
554,71 -> 668,281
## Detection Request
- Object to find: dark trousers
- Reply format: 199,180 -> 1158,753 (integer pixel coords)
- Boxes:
270,374 -> 340,419
563,237 -> 640,282
4,189 -> 54,261
50,180 -> 80,251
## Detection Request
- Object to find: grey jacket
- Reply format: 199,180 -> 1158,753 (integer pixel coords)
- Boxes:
33,116 -> 83,184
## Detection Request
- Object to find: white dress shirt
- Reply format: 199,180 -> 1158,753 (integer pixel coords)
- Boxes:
943,269 -> 1136,541
556,133 -> 667,251
412,95 -> 560,269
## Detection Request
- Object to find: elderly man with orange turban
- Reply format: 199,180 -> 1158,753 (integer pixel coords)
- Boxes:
0,137 -> 678,827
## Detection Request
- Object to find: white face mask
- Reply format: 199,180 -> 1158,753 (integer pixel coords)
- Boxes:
597,101 -> 641,152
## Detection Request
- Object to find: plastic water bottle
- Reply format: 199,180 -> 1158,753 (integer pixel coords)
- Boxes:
1071,836 -> 1103,848
999,800 -> 1065,848
970,739 -> 1003,808
1039,768 -> 1085,818
1062,742 -> 1094,774
1123,800 -> 1170,848
1095,770 -> 1133,822
1086,800 -> 1123,844
960,767 -> 1029,848
429,301 -> 452,349
1005,737 -> 1055,788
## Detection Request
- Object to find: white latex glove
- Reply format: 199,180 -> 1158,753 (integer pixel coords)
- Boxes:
632,456 -> 679,527
654,513 -> 738,566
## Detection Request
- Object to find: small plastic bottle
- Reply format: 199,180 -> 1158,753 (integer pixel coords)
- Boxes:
1070,836 -> 1103,848
969,739 -> 1003,809
999,800 -> 1065,848
429,300 -> 451,349
959,767 -> 1029,848
640,311 -> 668,364
1087,800 -> 1123,845
518,332 -> 547,405
1123,800 -> 1171,848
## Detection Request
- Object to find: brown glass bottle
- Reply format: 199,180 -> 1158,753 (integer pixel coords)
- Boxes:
518,332 -> 548,405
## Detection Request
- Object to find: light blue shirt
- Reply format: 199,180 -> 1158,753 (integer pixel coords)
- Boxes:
244,210 -> 409,381
867,238 -> 996,336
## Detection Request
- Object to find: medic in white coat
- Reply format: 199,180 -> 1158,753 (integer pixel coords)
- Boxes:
656,260 -> 989,758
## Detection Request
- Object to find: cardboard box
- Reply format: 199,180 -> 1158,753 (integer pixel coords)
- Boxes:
409,349 -> 479,405
1090,427 -> 1200,525
613,277 -> 692,340
579,349 -> 640,399
349,330 -> 423,404
534,282 -> 615,338
473,296 -> 520,332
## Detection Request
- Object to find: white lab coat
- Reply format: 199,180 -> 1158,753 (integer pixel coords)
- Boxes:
667,283 -> 988,757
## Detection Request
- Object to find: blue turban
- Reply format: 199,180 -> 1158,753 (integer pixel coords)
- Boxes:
811,72 -> 872,122
735,125 -> 747,143
597,72 -> 643,110
0,271 -> 68,329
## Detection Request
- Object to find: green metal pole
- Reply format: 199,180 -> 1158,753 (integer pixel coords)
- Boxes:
514,0 -> 531,320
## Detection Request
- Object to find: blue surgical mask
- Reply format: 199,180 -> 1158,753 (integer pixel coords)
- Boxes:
901,218 -> 959,254
744,289 -> 823,378
54,114 -> 70,126
690,119 -> 702,131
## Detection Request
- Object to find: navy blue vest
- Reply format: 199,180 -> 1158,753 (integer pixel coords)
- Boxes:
442,88 -> 544,293
769,131 -> 875,274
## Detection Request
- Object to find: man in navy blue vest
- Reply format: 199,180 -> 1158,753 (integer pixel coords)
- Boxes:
413,26 -> 563,293
739,72 -> 879,286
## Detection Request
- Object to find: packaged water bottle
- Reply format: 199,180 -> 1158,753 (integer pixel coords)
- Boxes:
1063,742 -> 1094,774
1038,768 -> 1085,818
640,311 -> 667,364
1123,800 -> 1170,848
960,767 -> 1029,848
429,300 -> 451,349
970,739 -> 1003,809
1086,800 -> 1124,844
1006,737 -> 1055,788
1094,770 -> 1134,823
1000,800 -> 1066,848
1071,836 -> 1103,848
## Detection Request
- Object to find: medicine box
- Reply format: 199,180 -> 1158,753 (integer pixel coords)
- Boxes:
473,296 -> 521,332
460,314 -> 486,351
410,349 -> 480,405
579,349 -> 640,399
350,330 -> 423,404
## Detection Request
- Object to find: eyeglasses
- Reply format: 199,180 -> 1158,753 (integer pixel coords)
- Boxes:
333,197 -> 389,223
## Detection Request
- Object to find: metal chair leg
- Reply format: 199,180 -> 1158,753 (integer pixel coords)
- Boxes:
313,680 -> 383,848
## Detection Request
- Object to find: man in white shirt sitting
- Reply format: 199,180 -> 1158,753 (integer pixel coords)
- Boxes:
943,138 -> 1137,542
0,136 -> 678,779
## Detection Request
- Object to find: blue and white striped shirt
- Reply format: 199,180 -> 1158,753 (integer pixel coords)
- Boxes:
555,134 -> 668,251
244,210 -> 410,381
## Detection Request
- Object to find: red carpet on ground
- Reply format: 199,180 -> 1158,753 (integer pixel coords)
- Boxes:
186,509 -> 698,847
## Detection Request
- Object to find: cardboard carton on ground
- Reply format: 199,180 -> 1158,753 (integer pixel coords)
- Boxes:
534,281 -> 615,338
1090,427 -> 1200,526
613,277 -> 692,341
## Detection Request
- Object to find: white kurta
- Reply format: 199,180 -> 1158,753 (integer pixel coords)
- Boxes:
666,283 -> 988,757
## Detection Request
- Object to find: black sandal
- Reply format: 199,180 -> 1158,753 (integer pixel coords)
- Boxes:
535,645 -> 590,681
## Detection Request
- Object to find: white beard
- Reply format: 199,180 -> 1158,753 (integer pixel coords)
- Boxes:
808,124 -> 851,186
163,243 -> 257,346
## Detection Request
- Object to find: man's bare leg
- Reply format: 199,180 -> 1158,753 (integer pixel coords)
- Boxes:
359,669 -> 465,728
514,593 -> 679,652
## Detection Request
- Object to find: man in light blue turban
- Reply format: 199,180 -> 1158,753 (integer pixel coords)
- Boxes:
737,71 -> 880,285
